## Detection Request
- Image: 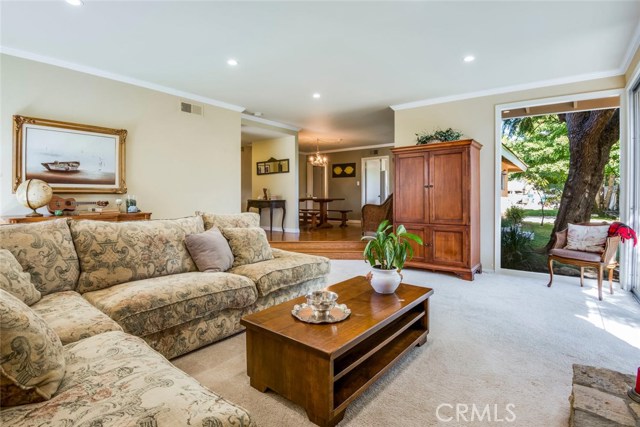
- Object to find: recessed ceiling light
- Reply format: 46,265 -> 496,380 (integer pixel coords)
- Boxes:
227,59 -> 238,66
463,55 -> 475,63
65,0 -> 83,6
312,93 -> 321,99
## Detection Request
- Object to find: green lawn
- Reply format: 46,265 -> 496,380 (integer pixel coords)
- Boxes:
502,214 -> 619,274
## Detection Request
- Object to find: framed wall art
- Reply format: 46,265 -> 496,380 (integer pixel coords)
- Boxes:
13,115 -> 127,194
332,163 -> 356,178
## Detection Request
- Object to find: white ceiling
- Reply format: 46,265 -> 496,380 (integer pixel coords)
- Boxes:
1,1 -> 639,152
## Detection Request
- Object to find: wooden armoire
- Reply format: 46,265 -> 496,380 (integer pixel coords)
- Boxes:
392,139 -> 482,280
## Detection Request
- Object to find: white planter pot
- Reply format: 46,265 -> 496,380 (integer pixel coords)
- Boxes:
368,267 -> 401,294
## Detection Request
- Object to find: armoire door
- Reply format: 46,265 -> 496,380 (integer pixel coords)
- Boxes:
403,224 -> 428,264
428,148 -> 468,225
428,225 -> 468,267
394,153 -> 428,224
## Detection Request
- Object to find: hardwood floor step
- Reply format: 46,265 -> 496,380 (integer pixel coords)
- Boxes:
270,240 -> 365,260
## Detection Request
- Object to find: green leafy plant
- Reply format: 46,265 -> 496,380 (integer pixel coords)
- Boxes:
503,206 -> 526,228
416,128 -> 464,145
361,220 -> 423,271
501,226 -> 533,269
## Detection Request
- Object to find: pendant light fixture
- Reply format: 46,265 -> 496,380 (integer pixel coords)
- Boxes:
308,139 -> 329,167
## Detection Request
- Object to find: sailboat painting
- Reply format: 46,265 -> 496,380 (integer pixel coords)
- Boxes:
14,115 -> 127,194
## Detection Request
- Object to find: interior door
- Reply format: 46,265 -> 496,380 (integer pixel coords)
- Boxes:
362,156 -> 390,208
429,148 -> 468,225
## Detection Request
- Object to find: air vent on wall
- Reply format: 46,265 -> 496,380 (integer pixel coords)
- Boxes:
180,101 -> 203,116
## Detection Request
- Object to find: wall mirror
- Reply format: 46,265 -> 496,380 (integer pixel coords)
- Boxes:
256,158 -> 289,175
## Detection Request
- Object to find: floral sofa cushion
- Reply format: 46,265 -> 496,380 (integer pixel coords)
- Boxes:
0,289 -> 65,406
71,216 -> 204,293
83,272 -> 258,337
565,223 -> 610,253
0,219 -> 79,295
0,249 -> 41,305
201,212 -> 260,230
230,248 -> 331,297
31,291 -> 123,345
222,227 -> 274,267
0,331 -> 255,427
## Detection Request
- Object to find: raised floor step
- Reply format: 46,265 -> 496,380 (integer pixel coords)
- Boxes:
270,240 -> 366,260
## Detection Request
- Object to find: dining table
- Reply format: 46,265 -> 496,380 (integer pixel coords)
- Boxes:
298,197 -> 345,228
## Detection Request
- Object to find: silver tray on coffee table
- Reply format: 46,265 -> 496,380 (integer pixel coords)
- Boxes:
291,303 -> 351,324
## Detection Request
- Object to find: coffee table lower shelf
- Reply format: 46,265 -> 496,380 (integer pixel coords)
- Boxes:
242,280 -> 431,427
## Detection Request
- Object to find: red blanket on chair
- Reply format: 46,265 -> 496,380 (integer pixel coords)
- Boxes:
608,222 -> 637,246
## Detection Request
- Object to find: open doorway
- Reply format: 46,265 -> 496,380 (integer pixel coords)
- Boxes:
496,92 -> 623,281
361,156 -> 390,206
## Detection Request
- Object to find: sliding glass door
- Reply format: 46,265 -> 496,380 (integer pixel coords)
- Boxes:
630,81 -> 640,298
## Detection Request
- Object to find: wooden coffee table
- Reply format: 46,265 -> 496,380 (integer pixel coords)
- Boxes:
240,276 -> 433,427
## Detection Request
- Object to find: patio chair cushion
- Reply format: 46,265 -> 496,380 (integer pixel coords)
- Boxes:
565,223 -> 608,253
549,248 -> 602,263
0,249 -> 41,306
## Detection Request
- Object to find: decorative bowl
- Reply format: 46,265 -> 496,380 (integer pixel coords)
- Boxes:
305,291 -> 338,318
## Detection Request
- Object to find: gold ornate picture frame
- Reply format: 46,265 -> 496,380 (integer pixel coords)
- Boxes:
13,115 -> 127,194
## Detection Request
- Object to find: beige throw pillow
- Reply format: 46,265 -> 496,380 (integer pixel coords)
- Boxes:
565,223 -> 609,253
0,289 -> 66,406
185,227 -> 235,272
0,249 -> 41,306
222,227 -> 274,267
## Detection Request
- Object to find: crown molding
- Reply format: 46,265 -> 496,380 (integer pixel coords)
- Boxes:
620,21 -> 640,76
0,46 -> 246,113
299,142 -> 394,155
390,69 -> 623,111
240,114 -> 300,132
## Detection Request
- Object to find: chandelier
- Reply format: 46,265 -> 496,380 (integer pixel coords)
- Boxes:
308,139 -> 328,167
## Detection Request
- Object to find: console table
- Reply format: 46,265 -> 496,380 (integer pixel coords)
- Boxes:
246,199 -> 286,236
1,212 -> 152,224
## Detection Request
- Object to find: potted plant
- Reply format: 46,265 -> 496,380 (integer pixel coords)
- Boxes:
361,220 -> 423,293
415,127 -> 463,145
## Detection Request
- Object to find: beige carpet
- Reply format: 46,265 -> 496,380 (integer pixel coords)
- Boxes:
173,262 -> 640,426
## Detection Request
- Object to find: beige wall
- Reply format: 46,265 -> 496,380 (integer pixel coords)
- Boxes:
251,136 -> 298,232
241,146 -> 253,210
0,55 -> 242,219
323,147 -> 394,220
394,75 -> 625,271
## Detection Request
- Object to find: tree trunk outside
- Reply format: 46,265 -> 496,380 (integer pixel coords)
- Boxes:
546,109 -> 619,251
603,175 -> 615,210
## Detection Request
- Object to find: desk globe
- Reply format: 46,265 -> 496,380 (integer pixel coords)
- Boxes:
16,179 -> 53,217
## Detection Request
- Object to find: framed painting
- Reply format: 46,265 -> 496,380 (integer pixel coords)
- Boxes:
332,162 -> 356,178
13,115 -> 127,194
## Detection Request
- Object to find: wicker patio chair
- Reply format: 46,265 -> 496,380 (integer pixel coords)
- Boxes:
361,194 -> 393,236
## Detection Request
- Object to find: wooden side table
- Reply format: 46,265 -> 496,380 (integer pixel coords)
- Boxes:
1,212 -> 152,224
246,199 -> 286,236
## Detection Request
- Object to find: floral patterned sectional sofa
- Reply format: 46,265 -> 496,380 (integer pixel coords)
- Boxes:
0,212 -> 330,426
